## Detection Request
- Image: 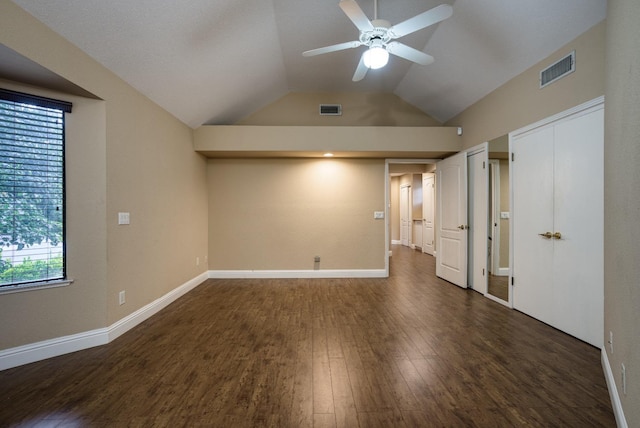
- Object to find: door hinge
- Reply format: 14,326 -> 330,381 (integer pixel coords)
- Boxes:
482,268 -> 485,276
511,276 -> 514,286
483,161 -> 486,169
511,153 -> 515,162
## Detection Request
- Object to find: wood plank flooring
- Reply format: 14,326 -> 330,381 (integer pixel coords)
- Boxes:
0,245 -> 615,427
488,275 -> 508,301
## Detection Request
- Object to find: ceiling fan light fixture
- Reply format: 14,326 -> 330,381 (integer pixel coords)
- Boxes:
363,41 -> 389,69
303,1 -> 453,80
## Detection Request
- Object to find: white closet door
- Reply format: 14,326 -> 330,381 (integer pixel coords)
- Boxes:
552,108 -> 604,347
511,99 -> 604,348
512,126 -> 555,325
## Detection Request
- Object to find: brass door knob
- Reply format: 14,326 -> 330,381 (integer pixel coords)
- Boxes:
553,232 -> 562,240
538,232 -> 553,239
458,225 -> 467,230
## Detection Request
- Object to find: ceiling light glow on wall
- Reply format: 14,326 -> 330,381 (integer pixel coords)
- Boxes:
363,40 -> 389,69
323,153 -> 334,157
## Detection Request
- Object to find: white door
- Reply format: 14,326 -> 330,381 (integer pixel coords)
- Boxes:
436,151 -> 467,288
551,107 -> 604,347
511,100 -> 603,347
468,148 -> 488,295
400,185 -> 410,246
512,126 -> 555,325
422,173 -> 435,255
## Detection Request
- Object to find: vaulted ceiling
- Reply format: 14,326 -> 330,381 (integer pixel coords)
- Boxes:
7,0 -> 606,128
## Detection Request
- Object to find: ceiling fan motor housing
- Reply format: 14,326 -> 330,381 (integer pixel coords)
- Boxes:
359,19 -> 392,47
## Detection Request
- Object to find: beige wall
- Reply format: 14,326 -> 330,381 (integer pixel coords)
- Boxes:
447,20 -> 606,149
0,1 -> 208,348
237,92 -> 441,126
207,158 -> 385,270
604,0 -> 640,425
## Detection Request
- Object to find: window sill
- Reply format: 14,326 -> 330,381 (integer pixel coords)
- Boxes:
0,279 -> 74,295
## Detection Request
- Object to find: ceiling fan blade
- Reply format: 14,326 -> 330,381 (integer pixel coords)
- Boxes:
303,40 -> 362,57
389,4 -> 453,39
352,54 -> 368,81
386,42 -> 434,65
339,0 -> 374,32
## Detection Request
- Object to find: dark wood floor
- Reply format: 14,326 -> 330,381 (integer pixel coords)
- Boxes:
488,275 -> 509,301
0,245 -> 615,427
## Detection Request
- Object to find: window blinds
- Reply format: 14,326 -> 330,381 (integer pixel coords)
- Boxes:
0,89 -> 71,287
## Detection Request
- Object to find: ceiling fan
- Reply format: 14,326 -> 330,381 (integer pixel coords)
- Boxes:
303,0 -> 453,81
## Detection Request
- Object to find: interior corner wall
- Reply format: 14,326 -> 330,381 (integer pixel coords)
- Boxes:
604,0 -> 640,426
0,2 -> 208,350
207,158 -> 386,271
446,20 -> 606,149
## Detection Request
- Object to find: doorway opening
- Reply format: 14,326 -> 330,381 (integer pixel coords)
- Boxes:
385,159 -> 439,277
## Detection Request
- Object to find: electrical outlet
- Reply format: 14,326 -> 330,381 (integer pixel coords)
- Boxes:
622,364 -> 626,395
119,290 -> 126,305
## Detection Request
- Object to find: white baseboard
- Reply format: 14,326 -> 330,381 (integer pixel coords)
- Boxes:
0,272 -> 209,371
209,269 -> 387,279
496,267 -> 509,276
108,272 -> 208,342
602,349 -> 628,428
0,327 -> 109,371
391,240 -> 401,245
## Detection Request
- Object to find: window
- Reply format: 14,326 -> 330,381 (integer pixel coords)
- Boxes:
0,88 -> 72,289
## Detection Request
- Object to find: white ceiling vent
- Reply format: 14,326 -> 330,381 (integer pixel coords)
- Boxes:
540,51 -> 575,88
319,104 -> 342,116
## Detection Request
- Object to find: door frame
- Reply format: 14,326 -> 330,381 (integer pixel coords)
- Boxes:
385,159 -> 440,277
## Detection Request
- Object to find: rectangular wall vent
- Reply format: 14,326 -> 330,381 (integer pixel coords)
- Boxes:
540,51 -> 575,88
319,104 -> 342,116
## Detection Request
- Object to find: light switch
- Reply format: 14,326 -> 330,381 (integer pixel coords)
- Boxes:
374,211 -> 385,219
118,212 -> 130,225
500,212 -> 510,219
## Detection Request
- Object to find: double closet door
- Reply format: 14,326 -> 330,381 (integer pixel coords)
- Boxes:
511,98 -> 604,348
